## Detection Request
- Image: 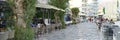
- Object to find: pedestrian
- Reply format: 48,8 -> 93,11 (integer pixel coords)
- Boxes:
89,18 -> 92,22
109,19 -> 114,24
96,17 -> 104,30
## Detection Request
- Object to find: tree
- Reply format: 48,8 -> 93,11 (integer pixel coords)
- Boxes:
7,0 -> 36,40
71,7 -> 79,24
49,0 -> 69,28
71,7 -> 79,17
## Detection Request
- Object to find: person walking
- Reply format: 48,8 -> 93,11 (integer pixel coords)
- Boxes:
97,18 -> 104,30
109,19 -> 114,24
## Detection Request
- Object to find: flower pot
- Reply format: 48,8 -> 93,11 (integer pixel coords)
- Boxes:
8,30 -> 15,39
0,31 -> 9,40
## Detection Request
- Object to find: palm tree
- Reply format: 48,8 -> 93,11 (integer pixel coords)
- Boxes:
7,0 -> 36,40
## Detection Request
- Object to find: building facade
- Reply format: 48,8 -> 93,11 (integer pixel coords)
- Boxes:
103,0 -> 118,21
87,0 -> 98,17
117,0 -> 120,20
81,0 -> 88,15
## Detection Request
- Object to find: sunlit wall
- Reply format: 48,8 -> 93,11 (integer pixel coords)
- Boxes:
99,0 -> 118,21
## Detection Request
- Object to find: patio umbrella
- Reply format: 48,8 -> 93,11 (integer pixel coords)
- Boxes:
36,3 -> 65,12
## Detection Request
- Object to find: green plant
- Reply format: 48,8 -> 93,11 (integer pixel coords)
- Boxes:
71,7 -> 79,24
35,9 -> 55,19
49,0 -> 69,28
14,27 -> 34,40
7,0 -> 36,40
71,7 -> 79,17
0,1 -> 15,31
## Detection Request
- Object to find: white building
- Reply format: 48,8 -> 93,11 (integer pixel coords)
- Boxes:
87,0 -> 98,16
81,0 -> 88,15
117,0 -> 120,20
100,0 -> 118,21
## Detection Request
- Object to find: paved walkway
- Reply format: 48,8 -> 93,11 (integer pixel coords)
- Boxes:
35,22 -> 102,40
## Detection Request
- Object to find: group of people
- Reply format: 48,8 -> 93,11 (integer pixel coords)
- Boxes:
87,17 -> 115,30
95,18 -> 114,30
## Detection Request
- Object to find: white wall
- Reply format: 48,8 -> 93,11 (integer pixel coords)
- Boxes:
99,0 -> 118,20
37,0 -> 48,4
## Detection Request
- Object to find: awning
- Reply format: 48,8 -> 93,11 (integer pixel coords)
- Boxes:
79,13 -> 86,16
97,12 -> 104,16
36,3 -> 65,12
86,13 -> 95,16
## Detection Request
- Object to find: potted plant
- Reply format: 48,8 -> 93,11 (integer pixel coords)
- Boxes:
7,19 -> 15,40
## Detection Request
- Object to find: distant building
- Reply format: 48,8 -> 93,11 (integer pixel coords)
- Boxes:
87,0 -> 98,17
81,0 -> 88,15
117,0 -> 120,20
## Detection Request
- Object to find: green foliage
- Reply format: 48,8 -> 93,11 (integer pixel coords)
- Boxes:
1,1 -> 15,29
49,0 -> 69,9
7,0 -> 36,40
5,7 -> 15,29
14,0 -> 36,40
49,0 -> 69,28
58,11 -> 65,28
71,7 -> 79,17
23,0 -> 36,27
7,0 -> 14,8
36,9 -> 55,19
14,27 -> 34,40
71,7 -> 79,24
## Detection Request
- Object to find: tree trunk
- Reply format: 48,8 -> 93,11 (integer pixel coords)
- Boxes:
54,11 -> 60,24
13,0 -> 26,27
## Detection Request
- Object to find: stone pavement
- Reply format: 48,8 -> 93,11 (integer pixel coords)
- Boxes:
35,22 -> 102,40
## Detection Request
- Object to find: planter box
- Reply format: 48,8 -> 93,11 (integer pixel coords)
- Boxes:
8,30 -> 15,39
0,31 -> 9,40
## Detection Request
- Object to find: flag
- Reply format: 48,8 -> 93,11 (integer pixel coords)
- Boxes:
103,7 -> 105,14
